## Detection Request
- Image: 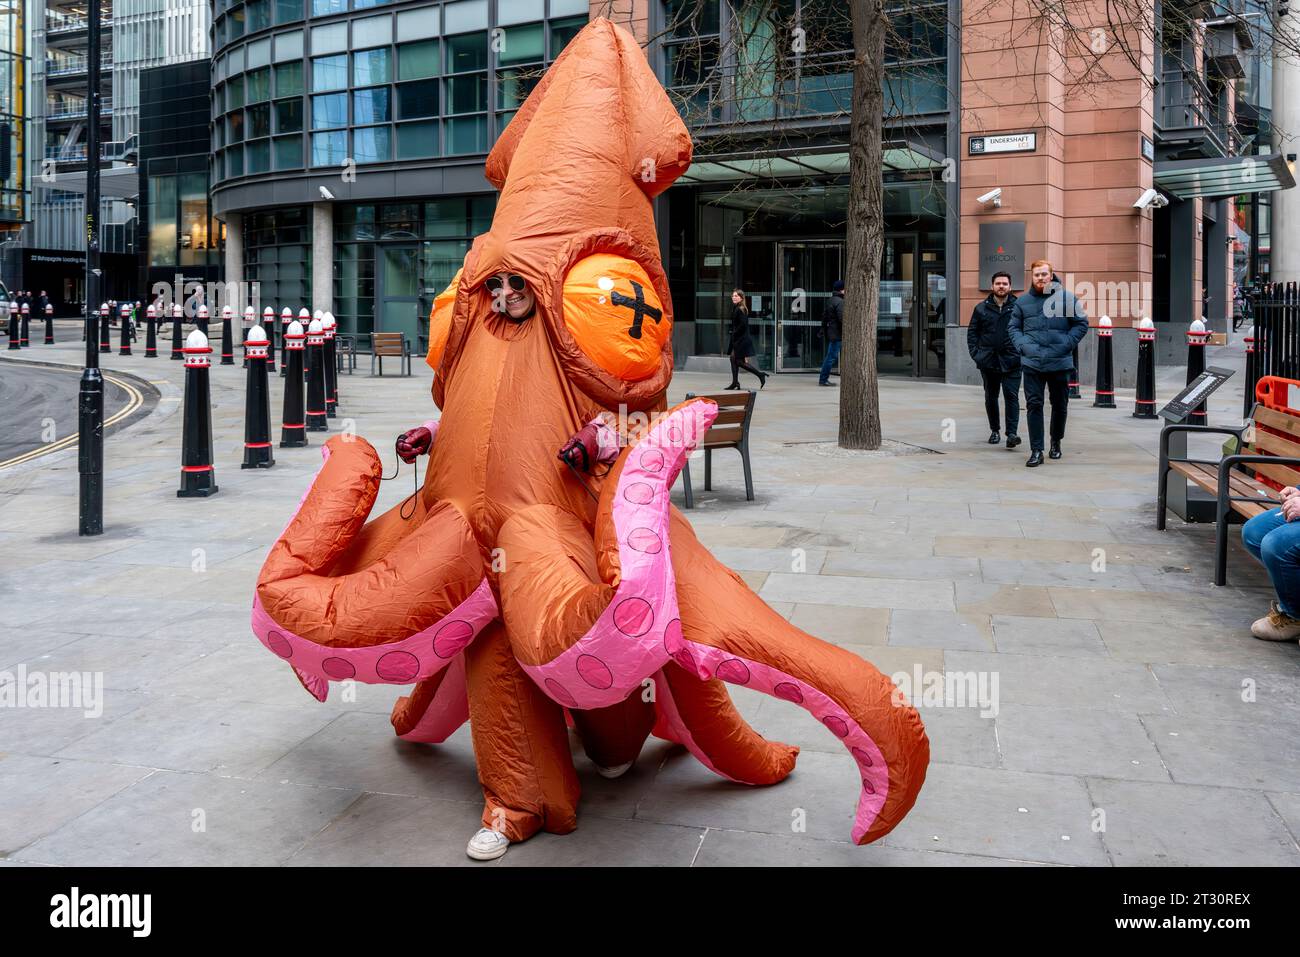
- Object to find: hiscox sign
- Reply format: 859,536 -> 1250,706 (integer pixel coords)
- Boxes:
978,221 -> 1025,289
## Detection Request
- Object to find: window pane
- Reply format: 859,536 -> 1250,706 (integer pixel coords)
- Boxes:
498,24 -> 543,65
353,13 -> 392,47
312,54 -> 347,91
274,134 -> 303,168
227,75 -> 245,109
497,0 -> 543,25
353,48 -> 391,86
353,126 -> 391,163
311,21 -> 348,54
497,67 -> 539,110
550,0 -> 588,16
247,102 -> 272,137
246,67 -> 271,102
397,120 -> 438,159
311,130 -> 347,166
353,87 -> 391,124
275,0 -> 302,23
446,33 -> 487,73
311,93 -> 348,129
275,61 -> 303,96
149,174 -> 177,266
228,110 -> 245,142
397,6 -> 439,39
227,146 -> 245,176
311,0 -> 345,15
443,0 -> 487,33
275,97 -> 304,132
398,40 -> 439,80
247,0 -> 270,32
549,15 -> 586,57
274,29 -> 303,61
447,115 -> 486,154
246,139 -> 271,174
447,74 -> 485,114
248,37 -> 272,68
353,0 -> 387,9
397,79 -> 439,118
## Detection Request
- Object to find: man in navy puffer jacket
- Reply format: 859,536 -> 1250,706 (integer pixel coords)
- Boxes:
1008,260 -> 1089,467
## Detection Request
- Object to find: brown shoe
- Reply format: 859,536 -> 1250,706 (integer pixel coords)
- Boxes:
1250,601 -> 1300,642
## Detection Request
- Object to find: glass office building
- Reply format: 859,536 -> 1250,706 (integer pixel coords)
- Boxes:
210,0 -> 588,342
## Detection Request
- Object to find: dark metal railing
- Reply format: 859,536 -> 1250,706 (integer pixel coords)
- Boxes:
1243,282 -> 1300,416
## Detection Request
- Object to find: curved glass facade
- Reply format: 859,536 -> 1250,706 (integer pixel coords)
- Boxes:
211,0 -> 588,186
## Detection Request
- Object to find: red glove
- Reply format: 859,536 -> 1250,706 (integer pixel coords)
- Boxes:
558,422 -> 601,472
396,426 -> 433,464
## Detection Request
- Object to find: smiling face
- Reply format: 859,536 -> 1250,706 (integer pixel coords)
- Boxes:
487,273 -> 535,322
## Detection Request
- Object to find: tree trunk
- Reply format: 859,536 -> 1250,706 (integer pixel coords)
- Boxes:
841,0 -> 888,450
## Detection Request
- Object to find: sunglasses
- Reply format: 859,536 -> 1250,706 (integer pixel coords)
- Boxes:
485,274 -> 527,294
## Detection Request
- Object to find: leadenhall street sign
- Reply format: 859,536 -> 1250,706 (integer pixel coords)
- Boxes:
969,132 -> 1037,155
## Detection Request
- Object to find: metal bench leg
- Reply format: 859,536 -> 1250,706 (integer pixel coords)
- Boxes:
1214,488 -> 1230,587
704,448 -> 712,491
1156,466 -> 1169,531
740,441 -> 754,501
681,460 -> 694,509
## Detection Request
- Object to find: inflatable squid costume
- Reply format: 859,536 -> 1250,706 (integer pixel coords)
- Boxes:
252,18 -> 928,849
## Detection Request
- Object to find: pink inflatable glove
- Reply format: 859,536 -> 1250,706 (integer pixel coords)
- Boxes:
395,420 -> 438,463
558,416 -> 620,472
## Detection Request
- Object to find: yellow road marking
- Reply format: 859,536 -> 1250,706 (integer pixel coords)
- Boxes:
0,369 -> 145,470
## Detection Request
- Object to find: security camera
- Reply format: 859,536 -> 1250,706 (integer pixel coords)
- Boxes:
1133,188 -> 1168,210
977,188 -> 1002,207
319,185 -> 335,200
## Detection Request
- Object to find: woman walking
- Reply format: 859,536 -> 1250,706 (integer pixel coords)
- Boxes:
725,289 -> 767,390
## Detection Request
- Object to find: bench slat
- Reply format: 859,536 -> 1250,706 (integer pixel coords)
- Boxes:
1254,405 -> 1300,440
701,426 -> 743,447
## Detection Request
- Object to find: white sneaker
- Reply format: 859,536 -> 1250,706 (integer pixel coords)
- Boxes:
466,827 -> 509,861
595,761 -> 634,779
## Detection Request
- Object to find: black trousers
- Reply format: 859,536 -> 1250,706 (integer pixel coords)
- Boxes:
1022,368 -> 1071,451
979,368 -> 1021,435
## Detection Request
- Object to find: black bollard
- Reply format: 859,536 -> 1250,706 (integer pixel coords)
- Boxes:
241,324 -> 275,469
99,304 -> 112,354
280,320 -> 308,447
305,318 -> 329,432
170,302 -> 184,359
19,303 -> 30,347
43,304 -> 55,345
323,311 -> 338,417
1186,319 -> 1209,425
219,306 -> 235,365
1093,316 -> 1115,408
1068,346 -> 1081,398
6,303 -> 18,350
279,307 -> 293,376
262,307 -> 278,374
177,329 -> 219,498
144,304 -> 158,356
241,307 -> 255,368
118,303 -> 132,355
300,309 -> 314,382
1133,317 -> 1157,419
1243,324 -> 1257,419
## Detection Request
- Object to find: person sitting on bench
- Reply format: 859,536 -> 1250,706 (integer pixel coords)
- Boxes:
1242,485 -> 1300,642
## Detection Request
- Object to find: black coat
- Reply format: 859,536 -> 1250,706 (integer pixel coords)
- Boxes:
967,292 -> 1019,372
726,304 -> 755,358
822,293 -> 844,343
1008,277 -> 1088,373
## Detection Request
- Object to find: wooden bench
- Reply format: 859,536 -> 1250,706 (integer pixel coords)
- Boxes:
1158,402 -> 1300,585
680,390 -> 757,509
370,331 -> 412,377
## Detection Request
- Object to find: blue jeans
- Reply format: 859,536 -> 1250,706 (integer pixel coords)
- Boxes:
819,339 -> 841,384
1242,508 -> 1300,617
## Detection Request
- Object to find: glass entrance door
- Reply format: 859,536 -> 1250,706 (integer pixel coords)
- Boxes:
777,241 -> 844,372
376,244 -> 421,346
879,234 -> 917,376
921,264 -> 947,378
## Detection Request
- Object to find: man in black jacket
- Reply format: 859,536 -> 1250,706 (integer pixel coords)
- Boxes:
819,280 -> 844,386
967,271 -> 1021,448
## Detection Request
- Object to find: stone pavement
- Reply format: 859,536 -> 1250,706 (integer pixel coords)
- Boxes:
1,331 -> 1298,867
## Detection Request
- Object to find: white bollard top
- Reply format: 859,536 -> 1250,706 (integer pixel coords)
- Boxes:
1138,316 -> 1155,331
172,302 -> 183,317
8,302 -> 15,313
197,304 -> 209,318
281,307 -> 293,319
313,309 -> 323,321
185,328 -> 209,349
263,306 -> 275,318
100,302 -> 109,314
120,302 -> 130,314
146,305 -> 155,317
222,305 -> 233,318
1099,315 -> 1112,327
1189,318 -> 1206,333
298,308 -> 311,320
287,320 -> 305,337
21,302 -> 28,313
247,324 -> 267,341
45,304 -> 53,314
307,318 -> 323,333
321,312 -> 336,330
244,306 -> 255,318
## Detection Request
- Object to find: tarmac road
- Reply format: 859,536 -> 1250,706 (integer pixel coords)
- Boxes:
0,359 -> 145,467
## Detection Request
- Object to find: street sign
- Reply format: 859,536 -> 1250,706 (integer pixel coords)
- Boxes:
1159,366 -> 1235,423
969,132 -> 1037,155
